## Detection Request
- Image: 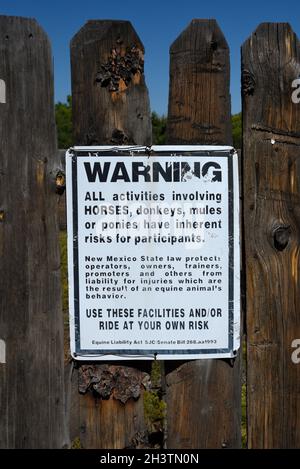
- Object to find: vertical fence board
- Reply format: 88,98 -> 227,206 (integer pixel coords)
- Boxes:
70,20 -> 152,449
71,20 -> 152,146
166,19 -> 232,145
165,19 -> 241,449
242,23 -> 300,448
0,16 -> 66,448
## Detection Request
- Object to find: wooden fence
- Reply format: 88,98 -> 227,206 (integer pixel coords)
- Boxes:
0,15 -> 300,449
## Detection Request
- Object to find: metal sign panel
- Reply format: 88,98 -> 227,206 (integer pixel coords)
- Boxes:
66,146 -> 240,360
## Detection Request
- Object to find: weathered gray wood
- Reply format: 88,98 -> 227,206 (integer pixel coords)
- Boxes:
0,16 -> 66,448
71,20 -> 151,146
69,20 -> 152,449
165,19 -> 241,449
242,23 -> 300,448
166,359 -> 241,448
76,364 -> 150,449
166,19 -> 232,145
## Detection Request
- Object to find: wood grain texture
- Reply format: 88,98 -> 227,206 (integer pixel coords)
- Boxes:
55,149 -> 67,231
165,19 -> 241,449
242,23 -> 300,448
0,16 -> 66,448
71,20 -> 151,146
166,19 -> 232,145
69,20 -> 152,449
78,381 -> 148,449
166,360 -> 241,448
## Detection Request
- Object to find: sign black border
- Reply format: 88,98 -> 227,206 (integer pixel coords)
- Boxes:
70,150 -> 236,358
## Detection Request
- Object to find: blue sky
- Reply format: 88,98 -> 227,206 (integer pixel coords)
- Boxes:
1,0 -> 300,114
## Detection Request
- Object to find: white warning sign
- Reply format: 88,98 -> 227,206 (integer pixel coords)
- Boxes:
66,146 -> 240,360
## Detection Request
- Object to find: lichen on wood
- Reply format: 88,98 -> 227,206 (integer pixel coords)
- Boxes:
78,364 -> 150,404
95,44 -> 144,92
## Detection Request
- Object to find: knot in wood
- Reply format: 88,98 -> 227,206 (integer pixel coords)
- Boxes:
273,225 -> 291,251
55,170 -> 66,195
242,69 -> 255,96
210,40 -> 218,51
111,128 -> 129,145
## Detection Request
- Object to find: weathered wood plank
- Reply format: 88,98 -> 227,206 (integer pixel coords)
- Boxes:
166,19 -> 232,145
242,22 -> 300,448
165,19 -> 241,449
69,20 -> 152,449
77,366 -> 149,449
71,20 -> 151,146
0,16 -> 66,448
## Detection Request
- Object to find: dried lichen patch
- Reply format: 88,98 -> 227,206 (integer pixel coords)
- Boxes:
95,45 -> 144,92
